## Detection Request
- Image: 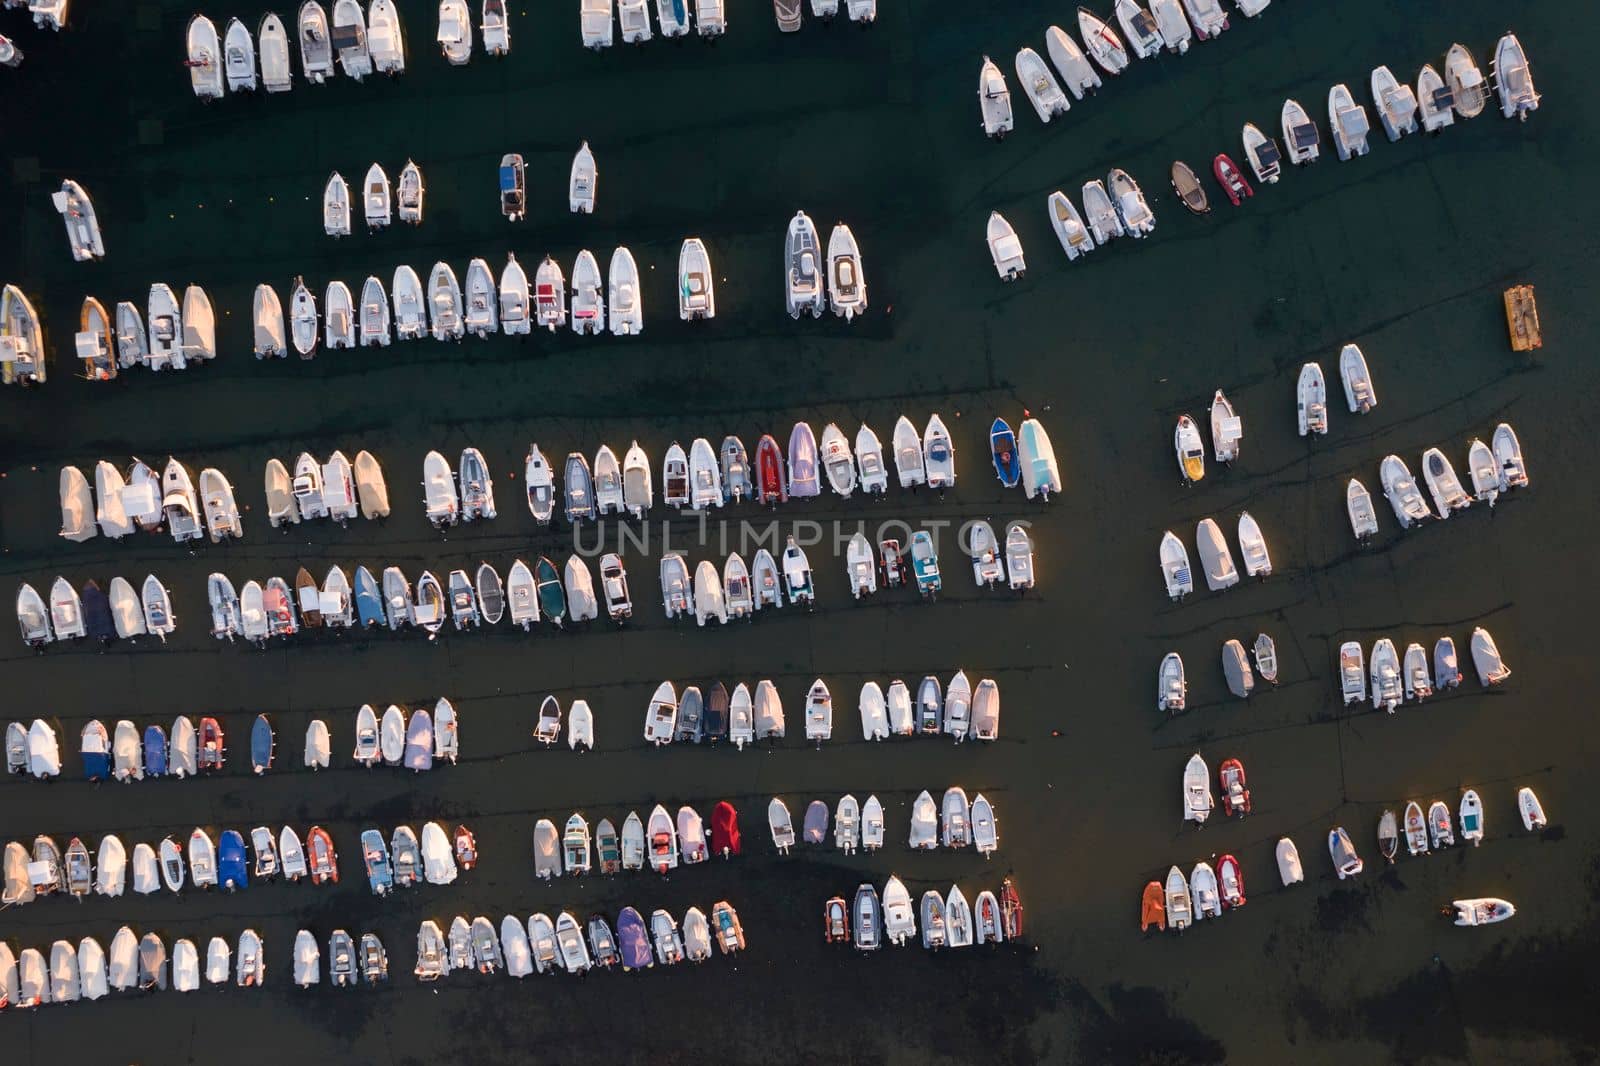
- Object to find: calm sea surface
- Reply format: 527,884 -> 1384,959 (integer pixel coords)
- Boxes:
1,1 -> 1596,1062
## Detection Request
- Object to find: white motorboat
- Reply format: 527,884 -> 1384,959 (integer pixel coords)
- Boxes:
569,141 -> 596,214
1236,0 -> 1268,14
1459,789 -> 1485,847
1109,167 -> 1155,236
693,560 -> 727,626
144,282 -> 185,371
846,532 -> 877,598
1329,83 -> 1371,161
181,284 -> 216,363
1493,34 -> 1539,121
422,450 -> 458,527
1159,530 -> 1193,601
1470,626 -> 1510,686
254,12 -> 292,91
1046,189 -> 1095,260
1421,446 -> 1471,518
499,253 -> 531,335
1195,517 -> 1237,591
1445,43 -> 1486,119
113,300 -> 148,369
1165,867 -> 1191,930
786,211 -> 826,319
1276,837 -> 1304,886
1113,0 -> 1163,61
289,276 -> 318,357
1347,478 -> 1379,541
1082,179 -> 1123,244
252,283 -> 287,358
1241,122 -> 1281,183
607,246 -> 643,335
1379,454 -> 1430,527
397,159 -> 424,221
369,0 -> 405,73
688,436 -> 723,510
1015,47 -> 1069,122
1,283 -> 46,384
782,536 -> 815,605
1202,391 -> 1240,465
428,261 -> 465,341
920,413 -> 954,489
1403,800 -> 1429,855
845,0 -> 873,23
656,0 -> 691,37
944,670 -> 973,741
1370,64 -> 1418,142
483,0 -> 510,54
1518,787 -> 1547,832
1329,826 -> 1363,879
804,679 -> 833,742
1044,26 -> 1101,102
58,465 -> 95,542
1453,898 -> 1515,927
678,238 -> 715,320
1174,414 -> 1206,484
1466,438 -> 1499,505
187,15 -> 225,100
767,797 -> 795,854
1150,0 -> 1189,54
208,573 -> 241,639
358,275 -> 390,346
438,0 -> 472,64
1180,0 -> 1227,38
161,457 -> 203,543
299,1 -> 335,81
570,249 -> 605,335
457,446 -> 496,520
581,0 -> 614,48
593,445 -> 625,516
1335,640 -> 1370,706
890,415 -> 925,488
332,0 -> 371,79
323,172 -> 351,237
1297,362 -> 1328,437
845,423 -> 887,494
1157,651 -> 1186,712
1428,800 -> 1456,850
524,256 -> 562,331
721,553 -> 750,620
815,423 -> 856,496
1403,642 -> 1433,702
827,224 -> 868,320
391,264 -> 426,338
1417,64 -> 1454,132
1339,343 -> 1376,413
53,179 -> 105,262
986,211 -> 1025,280
1492,423 -> 1529,491
619,0 -> 651,42
1190,862 -> 1220,921
464,257 -> 498,337
199,467 -> 242,541
1369,637 -> 1401,712
1237,512 -> 1271,577
977,56 -> 1014,139
1017,417 -> 1061,500
966,520 -> 1002,587
614,439 -> 651,518
1280,98 -> 1320,164
1077,9 -> 1128,76
324,280 -> 356,348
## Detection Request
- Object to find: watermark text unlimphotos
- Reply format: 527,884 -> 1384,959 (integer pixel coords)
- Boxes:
568,517 -> 1031,559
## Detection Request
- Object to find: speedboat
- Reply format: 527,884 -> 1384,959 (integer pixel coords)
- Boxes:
1339,641 -> 1365,705
390,264 -> 425,338
1371,65 -> 1419,141
788,422 -> 820,497
1180,0 -> 1228,41
689,437 -> 724,509
1165,867 -> 1191,931
1159,530 -> 1193,601
464,257 -> 498,337
1297,362 -> 1328,436
1045,25 -> 1101,98
1339,343 -> 1377,413
1459,789 -> 1485,847
1174,415 -> 1205,483
187,15 -> 225,99
535,256 -> 567,330
1190,862 -> 1221,921
181,284 -> 216,363
1015,46 -> 1069,122
571,249 -> 604,334
977,56 -> 1014,138
1518,787 -> 1547,832
458,446 -> 496,520
1048,188 -> 1097,257
607,246 -> 643,335
324,280 -> 356,348
1418,64 -> 1455,132
1471,626 -> 1510,686
428,261 -> 464,340
1492,423 -> 1529,491
323,172 -> 351,237
1369,638 -> 1402,712
782,535 -> 815,605
1082,179 -> 1122,243
289,276 -> 318,358
252,284 -> 287,357
786,211 -> 826,318
1150,0 -> 1189,53
1493,34 -> 1539,121
483,0 -> 510,55
1078,8 -> 1129,75
1237,512 -> 1271,577
1241,122 -> 1281,183
1453,899 -> 1515,927
299,1 -> 334,81
1347,478 -> 1379,541
500,253 -> 531,334
1281,98 -> 1320,163
1403,642 -> 1433,701
678,238 -> 715,320
1223,639 -> 1254,698
1113,0 -> 1162,61
1276,837 -> 1304,885
1380,454 -> 1431,527
1466,438 -> 1499,505
369,0 -> 404,73
986,211 -> 1025,280
54,180 -> 105,263
1421,447 -> 1471,517
422,450 -> 458,527
331,0 -> 371,78
1213,153 -> 1251,206
1183,752 -> 1213,825
827,224 -> 868,320
581,0 -> 614,48
1329,826 -> 1363,879
1329,83 -> 1371,160
1109,167 -> 1154,236
1195,517 -> 1238,591
437,0 -> 472,64
1445,43 -> 1486,119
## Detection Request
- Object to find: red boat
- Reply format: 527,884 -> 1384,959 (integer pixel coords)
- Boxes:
307,826 -> 339,884
453,825 -> 477,870
755,434 -> 787,505
880,539 -> 905,588
1219,758 -> 1251,817
1000,877 -> 1023,940
824,895 -> 850,943
1213,153 -> 1253,206
710,801 -> 741,858
1218,853 -> 1246,909
198,716 -> 224,771
1140,880 -> 1166,931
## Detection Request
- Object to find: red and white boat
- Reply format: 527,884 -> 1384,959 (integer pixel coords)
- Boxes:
1219,758 -> 1251,817
1213,153 -> 1253,206
307,827 -> 339,884
880,539 -> 905,588
1218,853 -> 1246,908
198,717 -> 225,771
454,825 -> 477,871
1000,878 -> 1024,939
755,434 -> 786,505
824,896 -> 850,943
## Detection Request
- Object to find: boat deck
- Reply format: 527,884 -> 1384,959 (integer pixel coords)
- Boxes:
1503,284 -> 1541,351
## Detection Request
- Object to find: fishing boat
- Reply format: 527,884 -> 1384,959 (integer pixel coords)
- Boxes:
1518,787 -> 1547,832
493,254 -> 530,335
1015,46 -> 1070,124
1378,454 -> 1430,528
600,247 -> 642,335
986,211 -> 1026,280
437,0 -> 472,63
1417,64 -> 1454,132
1162,866 -> 1192,931
464,257 -> 498,337
1150,0 -> 1189,53
1493,34 -> 1539,121
689,436 -> 724,509
1329,826 -> 1364,879
1278,98 -> 1321,164
1081,179 -> 1123,244
977,56 -> 1014,138
1466,438 -> 1499,506
782,535 -> 815,605
1114,0 -> 1162,60
1190,862 -> 1221,921
1109,167 -> 1155,237
323,172 -> 352,237
1492,423 -> 1529,491
1212,153 -> 1252,207
324,280 -> 357,348
1422,446 -> 1471,517
1445,43 -> 1486,119
1045,24 -> 1101,99
679,238 -> 716,320
785,210 -> 826,318
1297,362 -> 1328,436
1183,753 -> 1213,825
1471,626 -> 1510,687
186,15 -> 225,99
1371,65 -> 1419,142
1329,83 -> 1371,160
570,249 -> 605,335
1344,477 -> 1380,541
1241,123 -> 1281,184
1078,8 -> 1129,74
428,261 -> 465,341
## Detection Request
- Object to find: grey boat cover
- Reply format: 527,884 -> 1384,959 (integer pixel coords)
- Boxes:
403,709 -> 434,771
803,800 -> 829,844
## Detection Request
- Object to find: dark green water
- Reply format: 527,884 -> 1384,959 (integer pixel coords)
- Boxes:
2,1 -> 1597,1062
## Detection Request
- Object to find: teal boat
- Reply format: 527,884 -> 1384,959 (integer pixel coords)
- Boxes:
911,531 -> 941,598
536,556 -> 566,626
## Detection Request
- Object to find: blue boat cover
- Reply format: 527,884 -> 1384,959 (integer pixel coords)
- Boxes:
81,750 -> 110,781
82,581 -> 115,640
217,829 -> 249,891
250,714 -> 274,772
143,725 -> 168,777
617,907 -> 651,971
498,166 -> 518,192
354,566 -> 385,627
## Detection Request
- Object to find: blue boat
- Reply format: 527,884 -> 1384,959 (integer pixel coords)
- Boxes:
360,828 -> 394,896
217,829 -> 249,891
81,579 -> 116,641
143,725 -> 168,777
989,417 -> 1020,487
535,556 -> 566,626
250,714 -> 274,775
616,906 -> 652,971
80,720 -> 110,781
353,566 -> 385,627
911,530 -> 942,598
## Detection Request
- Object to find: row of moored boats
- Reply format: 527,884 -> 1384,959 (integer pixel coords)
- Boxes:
0,927 -> 285,1004
825,878 -> 1022,950
983,164 -> 1157,280
1,281 -> 218,387
1337,626 -> 1509,712
1157,513 -> 1270,601
16,575 -> 175,647
1346,424 -> 1529,543
1158,635 -> 1282,710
